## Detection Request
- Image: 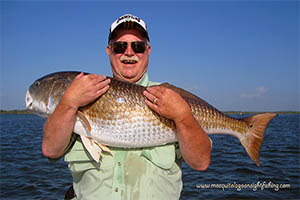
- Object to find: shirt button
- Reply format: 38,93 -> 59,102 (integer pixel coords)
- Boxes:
118,162 -> 121,166
114,187 -> 118,192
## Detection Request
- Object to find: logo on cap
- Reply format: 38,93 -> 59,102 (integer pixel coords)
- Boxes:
116,14 -> 141,24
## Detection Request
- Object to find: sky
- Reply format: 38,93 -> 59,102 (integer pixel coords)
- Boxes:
1,1 -> 299,112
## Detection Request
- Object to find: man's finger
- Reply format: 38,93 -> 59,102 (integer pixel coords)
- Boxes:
146,86 -> 164,97
75,72 -> 84,79
143,90 -> 157,102
145,99 -> 159,111
96,85 -> 110,96
95,79 -> 111,91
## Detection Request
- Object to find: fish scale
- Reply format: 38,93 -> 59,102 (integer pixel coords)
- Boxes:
25,71 -> 277,165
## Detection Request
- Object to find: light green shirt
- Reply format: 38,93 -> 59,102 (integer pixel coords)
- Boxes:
64,73 -> 183,200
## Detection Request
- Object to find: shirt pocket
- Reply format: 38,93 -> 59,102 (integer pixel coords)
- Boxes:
141,144 -> 176,170
65,139 -> 114,173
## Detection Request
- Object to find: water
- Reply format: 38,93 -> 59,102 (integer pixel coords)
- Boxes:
0,114 -> 299,199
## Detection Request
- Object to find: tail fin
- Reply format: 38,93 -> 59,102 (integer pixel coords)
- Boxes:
241,112 -> 278,166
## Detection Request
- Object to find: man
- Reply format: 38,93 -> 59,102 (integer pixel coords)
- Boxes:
43,14 -> 211,199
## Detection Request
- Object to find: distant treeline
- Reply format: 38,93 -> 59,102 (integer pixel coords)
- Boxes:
0,110 -> 30,114
224,111 -> 300,114
0,110 -> 299,114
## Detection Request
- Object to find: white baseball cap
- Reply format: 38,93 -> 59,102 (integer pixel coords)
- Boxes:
108,14 -> 150,43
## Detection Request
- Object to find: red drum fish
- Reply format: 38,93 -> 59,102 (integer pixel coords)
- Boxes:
25,71 -> 277,165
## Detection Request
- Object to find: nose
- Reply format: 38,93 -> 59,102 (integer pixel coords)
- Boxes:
25,90 -> 33,109
124,43 -> 134,56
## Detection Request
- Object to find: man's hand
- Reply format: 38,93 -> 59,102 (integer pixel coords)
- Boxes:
61,72 -> 111,109
143,86 -> 191,123
143,86 -> 211,171
42,72 -> 110,159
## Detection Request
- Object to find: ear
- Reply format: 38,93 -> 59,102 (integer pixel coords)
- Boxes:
147,44 -> 151,55
106,45 -> 112,55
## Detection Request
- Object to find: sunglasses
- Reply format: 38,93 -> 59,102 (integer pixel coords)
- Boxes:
111,41 -> 147,54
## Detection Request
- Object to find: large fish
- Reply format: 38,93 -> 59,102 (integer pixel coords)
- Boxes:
25,71 -> 277,166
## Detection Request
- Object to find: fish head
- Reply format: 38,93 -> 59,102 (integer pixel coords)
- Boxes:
25,71 -> 80,117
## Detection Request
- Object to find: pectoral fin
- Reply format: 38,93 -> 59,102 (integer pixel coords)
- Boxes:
80,135 -> 102,162
76,111 -> 112,162
93,140 -> 112,155
77,111 -> 91,132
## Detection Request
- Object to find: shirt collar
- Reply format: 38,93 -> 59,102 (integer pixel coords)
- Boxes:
136,73 -> 149,87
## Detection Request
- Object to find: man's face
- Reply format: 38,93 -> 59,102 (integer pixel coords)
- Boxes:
106,29 -> 151,83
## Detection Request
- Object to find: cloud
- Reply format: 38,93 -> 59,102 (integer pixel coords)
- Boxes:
240,86 -> 268,99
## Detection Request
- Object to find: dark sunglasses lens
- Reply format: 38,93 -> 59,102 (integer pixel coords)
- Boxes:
132,41 -> 146,53
113,42 -> 127,54
112,41 -> 146,54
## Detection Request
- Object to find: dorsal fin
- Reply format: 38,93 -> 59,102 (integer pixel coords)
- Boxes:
158,83 -> 212,107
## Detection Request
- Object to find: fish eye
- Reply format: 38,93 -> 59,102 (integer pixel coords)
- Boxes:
34,81 -> 40,86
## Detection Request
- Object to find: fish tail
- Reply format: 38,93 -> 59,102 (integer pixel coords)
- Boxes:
241,112 -> 278,166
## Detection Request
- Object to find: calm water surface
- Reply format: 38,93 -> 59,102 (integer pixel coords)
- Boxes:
0,114 -> 299,199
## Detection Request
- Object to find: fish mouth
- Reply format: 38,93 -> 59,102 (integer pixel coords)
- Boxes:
120,55 -> 139,64
25,90 -> 33,110
25,90 -> 49,118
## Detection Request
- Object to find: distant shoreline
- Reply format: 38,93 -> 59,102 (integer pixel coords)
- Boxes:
1,110 -> 299,114
224,111 -> 300,114
0,110 -> 30,114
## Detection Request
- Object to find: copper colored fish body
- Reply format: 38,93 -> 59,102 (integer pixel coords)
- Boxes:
25,71 -> 277,165
79,79 -> 176,147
